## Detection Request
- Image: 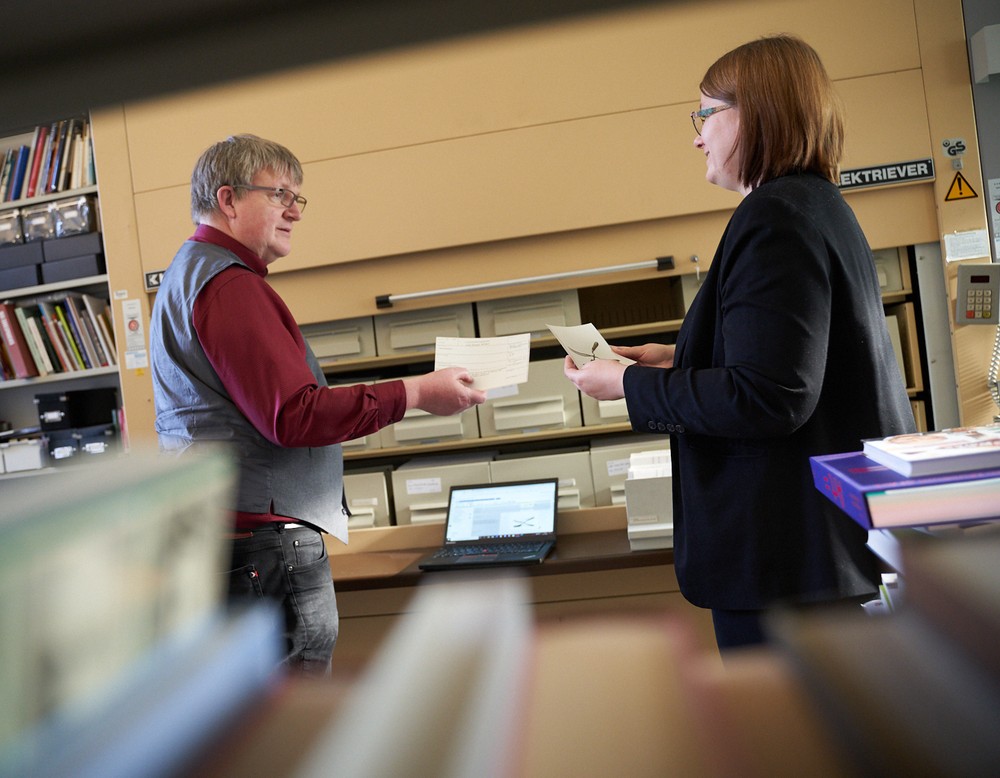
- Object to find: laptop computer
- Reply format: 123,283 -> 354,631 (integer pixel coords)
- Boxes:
418,478 -> 559,571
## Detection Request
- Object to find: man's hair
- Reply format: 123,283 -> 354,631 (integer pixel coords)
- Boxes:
190,134 -> 304,224
700,35 -> 845,189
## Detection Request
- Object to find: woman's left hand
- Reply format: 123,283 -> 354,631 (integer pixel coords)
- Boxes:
563,355 -> 627,400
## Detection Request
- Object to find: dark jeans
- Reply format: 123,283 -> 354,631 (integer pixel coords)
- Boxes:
226,526 -> 338,675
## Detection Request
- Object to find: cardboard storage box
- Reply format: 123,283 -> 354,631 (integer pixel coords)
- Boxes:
302,317 -> 377,363
343,469 -> 393,528
589,434 -> 670,506
390,452 -> 495,525
477,358 -> 582,437
40,254 -> 105,284
374,304 -> 475,355
475,290 -> 580,339
42,231 -> 103,262
490,448 -> 596,510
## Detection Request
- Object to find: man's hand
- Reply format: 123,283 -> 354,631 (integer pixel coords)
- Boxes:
403,367 -> 487,415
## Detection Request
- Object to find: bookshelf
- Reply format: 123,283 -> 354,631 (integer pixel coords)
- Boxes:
0,116 -> 121,477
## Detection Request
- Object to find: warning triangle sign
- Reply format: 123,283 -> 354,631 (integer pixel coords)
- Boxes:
945,172 -> 978,201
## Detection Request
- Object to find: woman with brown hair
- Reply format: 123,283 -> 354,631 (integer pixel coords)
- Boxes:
565,36 -> 915,651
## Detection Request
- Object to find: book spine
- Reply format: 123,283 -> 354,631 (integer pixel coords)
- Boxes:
38,302 -> 75,372
0,303 -> 39,379
0,148 -> 13,200
9,145 -> 30,201
26,125 -> 49,199
54,302 -> 87,369
64,295 -> 101,368
13,306 -> 49,376
809,459 -> 874,529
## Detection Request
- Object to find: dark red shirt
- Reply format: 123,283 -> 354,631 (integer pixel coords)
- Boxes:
190,225 -> 406,527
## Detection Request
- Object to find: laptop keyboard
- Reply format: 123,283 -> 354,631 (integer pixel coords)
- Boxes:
432,542 -> 546,558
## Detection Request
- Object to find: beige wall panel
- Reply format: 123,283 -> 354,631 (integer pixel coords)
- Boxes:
134,65 -> 930,279
121,0 -> 918,194
839,70 -> 933,169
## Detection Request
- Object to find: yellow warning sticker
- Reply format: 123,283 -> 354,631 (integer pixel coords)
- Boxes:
945,172 -> 979,201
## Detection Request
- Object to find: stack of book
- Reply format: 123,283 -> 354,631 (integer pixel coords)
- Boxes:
0,293 -> 116,380
0,117 -> 95,203
766,528 -> 1000,775
0,449 -> 285,778
810,425 -> 1000,530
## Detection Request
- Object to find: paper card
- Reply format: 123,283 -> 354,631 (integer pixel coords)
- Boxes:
434,333 -> 530,391
547,323 -> 636,368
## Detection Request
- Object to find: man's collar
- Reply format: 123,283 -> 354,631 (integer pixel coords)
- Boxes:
191,224 -> 267,276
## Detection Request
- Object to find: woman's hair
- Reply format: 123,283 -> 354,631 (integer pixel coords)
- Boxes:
700,35 -> 844,189
190,134 -> 304,224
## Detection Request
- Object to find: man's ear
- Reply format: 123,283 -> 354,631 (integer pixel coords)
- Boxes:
216,185 -> 238,217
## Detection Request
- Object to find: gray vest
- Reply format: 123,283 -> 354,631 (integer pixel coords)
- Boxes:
150,240 -> 347,541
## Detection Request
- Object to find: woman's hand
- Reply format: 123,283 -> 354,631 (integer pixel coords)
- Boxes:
612,343 -> 675,369
563,355 -> 627,400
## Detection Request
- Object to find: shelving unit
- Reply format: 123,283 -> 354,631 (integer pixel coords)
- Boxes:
0,117 -> 120,476
316,248 -> 930,481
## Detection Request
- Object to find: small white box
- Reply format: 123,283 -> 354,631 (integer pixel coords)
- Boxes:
872,247 -> 905,293
581,394 -> 630,427
475,290 -> 581,339
343,469 -> 393,528
477,358 -> 582,437
302,317 -> 377,363
374,304 -> 475,355
490,448 -> 595,511
589,434 -> 670,506
390,453 -> 495,525
379,406 -> 480,448
2,438 -> 47,472
624,476 -> 673,551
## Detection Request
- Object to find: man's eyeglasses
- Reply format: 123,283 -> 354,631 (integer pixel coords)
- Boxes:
690,104 -> 733,135
233,184 -> 307,212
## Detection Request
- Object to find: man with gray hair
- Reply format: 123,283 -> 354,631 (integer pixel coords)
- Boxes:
150,134 -> 484,674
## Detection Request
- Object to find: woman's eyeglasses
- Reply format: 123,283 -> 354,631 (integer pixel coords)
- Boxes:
690,104 -> 733,135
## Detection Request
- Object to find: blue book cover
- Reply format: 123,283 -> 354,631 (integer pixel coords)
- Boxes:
810,451 -> 1000,530
9,145 -> 29,201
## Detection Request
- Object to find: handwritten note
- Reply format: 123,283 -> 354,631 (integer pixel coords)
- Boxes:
435,333 -> 531,391
547,323 -> 635,368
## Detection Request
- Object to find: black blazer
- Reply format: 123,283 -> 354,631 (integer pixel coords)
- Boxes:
624,174 -> 915,609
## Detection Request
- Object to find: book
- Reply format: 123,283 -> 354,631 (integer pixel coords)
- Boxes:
37,300 -> 76,372
810,450 -> 1000,529
26,124 -> 49,198
12,305 -> 50,375
53,301 -> 86,369
0,449 -> 239,773
0,148 -> 13,200
82,293 -> 116,366
0,302 -> 39,378
8,145 -> 29,201
63,294 -> 102,368
863,424 -> 1000,477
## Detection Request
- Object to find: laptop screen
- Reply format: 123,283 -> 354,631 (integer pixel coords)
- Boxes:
444,479 -> 558,543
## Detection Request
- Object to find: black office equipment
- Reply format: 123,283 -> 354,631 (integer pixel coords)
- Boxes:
418,478 -> 558,571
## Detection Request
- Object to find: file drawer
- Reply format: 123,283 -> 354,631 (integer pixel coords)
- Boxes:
477,358 -> 582,437
475,290 -> 580,339
390,453 -> 494,525
374,303 -> 475,355
490,448 -> 595,510
302,317 -> 377,362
